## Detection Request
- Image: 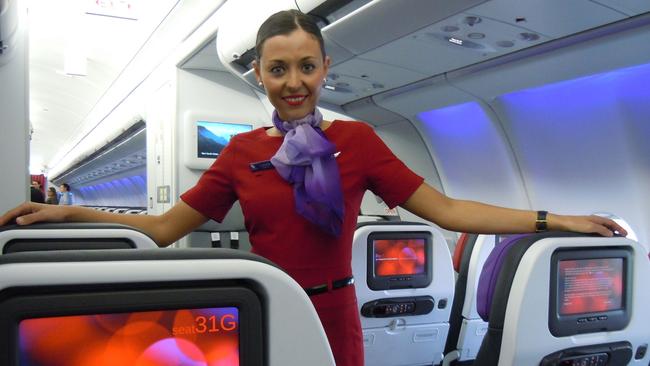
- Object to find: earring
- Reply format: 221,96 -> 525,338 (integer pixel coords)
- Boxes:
323,78 -> 327,83
258,81 -> 263,87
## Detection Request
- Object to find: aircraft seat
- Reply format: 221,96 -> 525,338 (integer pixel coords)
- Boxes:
474,232 -> 650,366
0,222 -> 158,254
352,222 -> 455,366
442,234 -> 498,365
452,233 -> 471,272
0,248 -> 334,365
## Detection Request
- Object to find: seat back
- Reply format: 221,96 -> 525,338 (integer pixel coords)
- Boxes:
352,222 -> 455,366
475,232 -> 650,366
0,222 -> 158,254
0,248 -> 334,365
443,234 -> 497,364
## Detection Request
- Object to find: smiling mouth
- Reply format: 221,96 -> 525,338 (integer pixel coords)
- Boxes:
283,95 -> 308,106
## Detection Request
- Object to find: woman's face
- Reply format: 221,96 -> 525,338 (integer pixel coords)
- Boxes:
254,28 -> 330,121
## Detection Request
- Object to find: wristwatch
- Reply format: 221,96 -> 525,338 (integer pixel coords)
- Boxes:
535,210 -> 548,232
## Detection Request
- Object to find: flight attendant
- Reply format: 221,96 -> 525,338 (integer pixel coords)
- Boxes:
0,9 -> 626,366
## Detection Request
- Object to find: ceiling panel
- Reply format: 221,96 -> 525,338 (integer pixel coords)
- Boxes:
469,0 -> 626,38
591,0 -> 650,15
320,58 -> 427,105
360,12 -> 549,76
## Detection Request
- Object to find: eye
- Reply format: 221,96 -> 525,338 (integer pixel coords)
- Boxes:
302,63 -> 316,73
269,65 -> 285,75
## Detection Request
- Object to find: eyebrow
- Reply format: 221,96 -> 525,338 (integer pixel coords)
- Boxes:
266,56 -> 319,64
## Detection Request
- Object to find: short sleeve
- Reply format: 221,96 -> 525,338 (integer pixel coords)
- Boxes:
361,125 -> 424,208
180,139 -> 238,222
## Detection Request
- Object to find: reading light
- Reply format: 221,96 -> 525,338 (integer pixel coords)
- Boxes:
464,16 -> 482,26
448,37 -> 463,46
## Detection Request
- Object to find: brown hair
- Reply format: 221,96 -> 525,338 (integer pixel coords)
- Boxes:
255,9 -> 325,61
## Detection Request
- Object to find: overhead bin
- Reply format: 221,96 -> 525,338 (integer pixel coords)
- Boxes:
216,0 -> 487,92
216,0 -> 300,89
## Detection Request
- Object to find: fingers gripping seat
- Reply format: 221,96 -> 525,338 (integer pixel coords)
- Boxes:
352,222 -> 455,366
475,232 -> 650,366
0,249 -> 335,365
0,223 -> 158,253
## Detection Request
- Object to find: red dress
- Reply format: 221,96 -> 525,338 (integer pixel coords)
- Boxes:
181,120 -> 423,365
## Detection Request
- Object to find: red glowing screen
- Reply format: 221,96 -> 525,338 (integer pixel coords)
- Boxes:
374,238 -> 426,277
19,307 -> 239,366
558,258 -> 624,316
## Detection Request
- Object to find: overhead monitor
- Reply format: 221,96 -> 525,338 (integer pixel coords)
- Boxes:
196,121 -> 252,159
183,112 -> 253,170
367,231 -> 433,291
549,247 -> 632,337
0,285 -> 263,365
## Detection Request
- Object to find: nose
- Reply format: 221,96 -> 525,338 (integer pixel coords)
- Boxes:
286,69 -> 302,90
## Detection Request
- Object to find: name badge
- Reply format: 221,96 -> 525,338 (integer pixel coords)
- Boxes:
250,160 -> 274,172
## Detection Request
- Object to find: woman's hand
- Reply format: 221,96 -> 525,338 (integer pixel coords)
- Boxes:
0,202 -> 72,226
549,213 -> 627,237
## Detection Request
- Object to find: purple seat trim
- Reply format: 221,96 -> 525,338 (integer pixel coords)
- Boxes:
476,234 -> 531,321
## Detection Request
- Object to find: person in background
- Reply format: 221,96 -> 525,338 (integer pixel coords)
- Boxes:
29,181 -> 45,204
58,183 -> 74,205
45,187 -> 59,205
0,10 -> 627,366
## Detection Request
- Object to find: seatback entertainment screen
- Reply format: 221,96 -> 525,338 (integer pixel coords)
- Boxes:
374,238 -> 426,277
19,307 -> 239,365
558,258 -> 623,315
367,232 -> 433,291
549,248 -> 632,337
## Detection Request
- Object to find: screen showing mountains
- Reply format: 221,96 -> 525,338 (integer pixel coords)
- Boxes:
197,121 -> 252,158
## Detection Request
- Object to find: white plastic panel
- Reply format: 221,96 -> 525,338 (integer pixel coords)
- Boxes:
0,0 -> 27,209
342,97 -> 405,126
0,0 -> 19,59
352,224 -> 455,329
491,62 -> 650,244
413,102 -> 529,209
320,57 -> 427,105
374,121 -> 441,192
322,0 -> 487,55
176,69 -> 270,234
457,318 -> 488,361
363,323 -> 450,366
447,20 -> 650,100
461,235 -> 496,319
470,0 -> 625,38
361,12 -> 549,77
372,75 -> 475,119
0,257 -> 335,366
0,227 -> 158,250
215,0 -> 297,68
591,0 -> 650,15
500,238 -> 650,366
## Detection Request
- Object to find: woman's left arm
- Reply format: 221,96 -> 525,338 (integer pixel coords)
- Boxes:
400,183 -> 627,237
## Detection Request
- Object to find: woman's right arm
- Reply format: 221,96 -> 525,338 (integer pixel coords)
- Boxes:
0,201 -> 209,247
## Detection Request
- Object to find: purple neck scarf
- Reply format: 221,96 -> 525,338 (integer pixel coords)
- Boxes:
270,109 -> 344,237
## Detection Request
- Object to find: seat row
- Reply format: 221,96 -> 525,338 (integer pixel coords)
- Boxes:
0,222 -> 647,365
351,222 -> 650,366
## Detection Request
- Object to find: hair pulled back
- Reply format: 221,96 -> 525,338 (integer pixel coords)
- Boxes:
255,9 -> 325,61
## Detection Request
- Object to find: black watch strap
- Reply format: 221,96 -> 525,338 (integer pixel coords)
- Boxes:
535,210 -> 548,232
